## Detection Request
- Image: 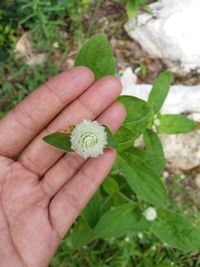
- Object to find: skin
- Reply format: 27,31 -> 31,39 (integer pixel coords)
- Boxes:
0,67 -> 126,267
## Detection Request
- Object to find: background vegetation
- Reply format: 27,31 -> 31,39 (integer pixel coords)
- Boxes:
1,1 -> 200,266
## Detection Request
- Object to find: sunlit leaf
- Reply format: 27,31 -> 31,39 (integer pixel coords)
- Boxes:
75,34 -> 116,80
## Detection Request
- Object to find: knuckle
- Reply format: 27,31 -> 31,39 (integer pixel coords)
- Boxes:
79,168 -> 99,189
77,97 -> 95,118
101,76 -> 122,92
44,82 -> 66,106
61,190 -> 82,214
12,106 -> 38,131
62,153 -> 84,173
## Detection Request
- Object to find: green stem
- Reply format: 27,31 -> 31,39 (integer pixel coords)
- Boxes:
118,192 -> 132,202
86,0 -> 102,39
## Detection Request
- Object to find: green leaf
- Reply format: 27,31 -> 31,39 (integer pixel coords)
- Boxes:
118,152 -> 168,207
71,218 -> 94,248
135,217 -> 152,232
102,176 -> 119,195
75,34 -> 116,80
157,114 -> 197,134
112,192 -> 126,207
151,209 -> 200,252
0,111 -> 5,119
148,71 -> 172,113
118,96 -> 152,138
43,132 -> 72,152
115,126 -> 135,151
82,191 -> 101,228
124,146 -> 162,175
43,124 -> 118,153
143,129 -> 165,173
155,264 -> 179,267
126,0 -> 139,19
95,203 -> 140,239
100,196 -> 112,217
104,125 -> 119,149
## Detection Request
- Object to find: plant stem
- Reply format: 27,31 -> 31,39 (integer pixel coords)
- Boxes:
86,0 -> 102,39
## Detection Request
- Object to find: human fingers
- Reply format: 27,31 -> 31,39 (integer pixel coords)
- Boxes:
18,76 -> 122,177
49,148 -> 116,238
41,102 -> 126,198
0,67 -> 94,157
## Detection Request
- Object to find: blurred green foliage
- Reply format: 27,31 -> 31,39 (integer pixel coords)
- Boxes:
0,0 -> 102,113
0,1 -> 24,61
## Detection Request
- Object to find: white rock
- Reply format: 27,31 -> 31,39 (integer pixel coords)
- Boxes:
143,207 -> 157,221
161,131 -> 200,171
15,32 -> 32,58
26,54 -> 47,66
124,0 -> 200,75
121,68 -> 200,114
120,67 -> 138,90
122,82 -> 200,114
195,174 -> 200,189
15,32 -> 46,66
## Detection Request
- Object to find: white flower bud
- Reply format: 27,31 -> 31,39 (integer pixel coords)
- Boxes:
152,125 -> 157,132
137,232 -> 144,239
180,174 -> 186,180
143,207 -> 157,221
162,171 -> 169,179
153,114 -> 158,120
70,119 -> 107,159
154,119 -> 160,126
53,42 -> 59,48
125,237 -> 130,242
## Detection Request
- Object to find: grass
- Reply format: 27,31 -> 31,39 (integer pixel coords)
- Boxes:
49,173 -> 200,267
51,225 -> 200,267
0,0 -> 92,113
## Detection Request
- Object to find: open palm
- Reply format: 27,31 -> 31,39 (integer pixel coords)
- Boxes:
0,67 -> 125,267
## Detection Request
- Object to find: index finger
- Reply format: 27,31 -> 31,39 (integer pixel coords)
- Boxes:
0,67 -> 94,157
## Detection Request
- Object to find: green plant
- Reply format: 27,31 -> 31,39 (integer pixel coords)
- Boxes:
125,0 -> 153,19
0,56 -> 59,112
45,34 -> 199,263
17,0 -> 92,51
0,0 -> 102,116
0,1 -> 23,61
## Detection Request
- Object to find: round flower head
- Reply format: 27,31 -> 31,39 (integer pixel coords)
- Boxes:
70,119 -> 108,159
143,207 -> 157,221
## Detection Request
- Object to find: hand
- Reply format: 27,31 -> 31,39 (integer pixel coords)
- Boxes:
0,67 -> 125,267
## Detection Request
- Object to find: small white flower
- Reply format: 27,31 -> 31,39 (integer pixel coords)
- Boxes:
154,119 -> 160,126
137,232 -> 144,239
143,207 -> 157,221
53,42 -> 59,48
125,237 -> 130,242
70,119 -> 107,159
153,114 -> 158,120
180,174 -> 186,180
152,125 -> 157,132
162,171 -> 169,179
163,242 -> 169,247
